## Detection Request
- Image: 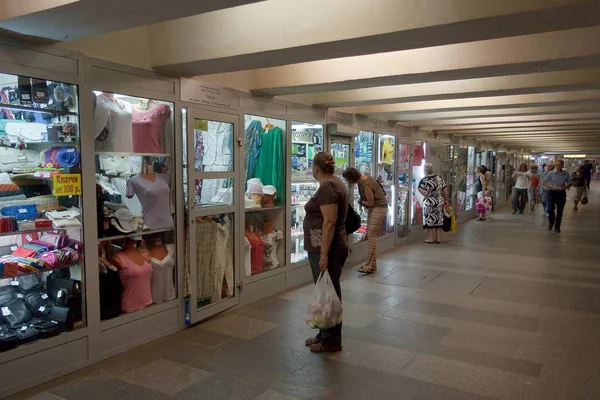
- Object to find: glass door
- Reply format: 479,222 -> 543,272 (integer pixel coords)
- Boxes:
353,131 -> 374,243
396,142 -> 411,240
184,109 -> 239,324
330,136 -> 353,190
290,122 -> 323,265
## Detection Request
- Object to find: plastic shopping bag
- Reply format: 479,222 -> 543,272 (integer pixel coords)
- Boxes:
305,271 -> 343,329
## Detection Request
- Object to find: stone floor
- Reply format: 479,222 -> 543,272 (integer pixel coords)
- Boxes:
11,186 -> 600,400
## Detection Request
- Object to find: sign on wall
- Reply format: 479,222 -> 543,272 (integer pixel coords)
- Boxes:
181,78 -> 239,110
53,174 -> 82,196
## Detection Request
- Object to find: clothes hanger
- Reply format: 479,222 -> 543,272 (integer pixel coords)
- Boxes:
264,118 -> 274,131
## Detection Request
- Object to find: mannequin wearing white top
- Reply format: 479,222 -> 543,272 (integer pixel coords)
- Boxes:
149,241 -> 176,303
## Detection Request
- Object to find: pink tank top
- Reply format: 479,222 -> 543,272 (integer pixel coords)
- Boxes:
116,252 -> 153,313
132,104 -> 171,153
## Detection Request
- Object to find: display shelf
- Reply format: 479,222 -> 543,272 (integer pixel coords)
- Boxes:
0,227 -> 65,238
290,179 -> 318,184
98,228 -> 173,242
0,103 -> 77,116
0,263 -> 78,280
95,152 -> 171,157
245,206 -> 285,213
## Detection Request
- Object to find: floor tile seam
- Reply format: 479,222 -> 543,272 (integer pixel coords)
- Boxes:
403,261 -> 600,288
382,308 -> 539,342
397,353 -> 546,398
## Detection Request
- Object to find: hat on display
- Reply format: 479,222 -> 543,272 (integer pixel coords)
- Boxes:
247,178 -> 263,186
246,184 -> 264,198
109,208 -> 137,233
262,185 -> 277,196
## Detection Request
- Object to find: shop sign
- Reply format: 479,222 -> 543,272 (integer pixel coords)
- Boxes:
327,110 -> 353,126
181,78 -> 239,110
53,174 -> 82,196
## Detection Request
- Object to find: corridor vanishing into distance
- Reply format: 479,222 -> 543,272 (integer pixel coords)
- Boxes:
13,192 -> 600,400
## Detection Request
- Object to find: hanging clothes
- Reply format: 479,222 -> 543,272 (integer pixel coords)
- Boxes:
213,217 -> 232,301
99,261 -> 122,320
255,127 -> 284,205
245,230 -> 264,275
196,219 -> 218,304
244,121 -> 263,182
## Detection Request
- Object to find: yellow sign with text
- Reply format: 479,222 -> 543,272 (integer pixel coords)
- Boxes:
53,174 -> 82,197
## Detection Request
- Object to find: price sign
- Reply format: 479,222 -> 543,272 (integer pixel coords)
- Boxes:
53,174 -> 82,196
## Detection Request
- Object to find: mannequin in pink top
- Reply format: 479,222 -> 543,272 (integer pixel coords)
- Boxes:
111,239 -> 153,313
132,99 -> 171,153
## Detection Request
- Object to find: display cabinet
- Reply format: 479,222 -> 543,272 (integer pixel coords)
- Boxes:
466,146 -> 475,211
377,134 -> 395,236
0,72 -> 85,353
290,122 -> 323,265
396,142 -> 411,240
243,114 -> 286,276
352,131 -> 374,243
411,141 -> 426,227
93,91 -> 177,322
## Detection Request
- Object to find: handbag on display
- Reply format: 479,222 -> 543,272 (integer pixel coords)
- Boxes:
345,204 -> 362,234
0,286 -> 17,306
46,274 -> 82,322
98,155 -> 131,176
1,297 -> 33,327
31,319 -> 62,338
49,305 -> 76,331
12,324 -> 38,344
24,291 -> 52,317
0,327 -> 19,351
0,148 -> 39,173
16,274 -> 42,293
1,204 -> 38,220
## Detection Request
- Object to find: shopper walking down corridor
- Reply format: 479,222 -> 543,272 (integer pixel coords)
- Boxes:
582,160 -> 593,190
418,163 -> 449,243
343,167 -> 387,274
570,166 -> 586,212
540,162 -> 554,216
304,152 -> 347,353
543,159 -> 571,233
512,163 -> 531,214
528,164 -> 541,214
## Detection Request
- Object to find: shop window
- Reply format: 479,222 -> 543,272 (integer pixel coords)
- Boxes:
93,91 -> 177,321
244,115 -> 286,276
397,143 -> 411,238
353,131 -> 374,243
290,122 -> 323,264
377,134 -> 395,236
0,73 -> 84,352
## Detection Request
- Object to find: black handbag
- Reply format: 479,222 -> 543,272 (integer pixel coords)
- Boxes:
16,275 -> 42,293
31,320 -> 62,339
1,298 -> 33,327
46,274 -> 82,319
12,324 -> 38,344
24,291 -> 52,317
442,214 -> 452,232
0,286 -> 17,306
345,204 -> 362,234
50,306 -> 76,331
0,327 -> 19,352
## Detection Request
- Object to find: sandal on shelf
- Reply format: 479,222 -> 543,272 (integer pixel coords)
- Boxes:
305,337 -> 321,347
310,343 -> 342,353
358,266 -> 375,274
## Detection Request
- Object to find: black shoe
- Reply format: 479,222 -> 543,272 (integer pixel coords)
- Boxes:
548,224 -> 553,231
555,228 -> 561,233
512,210 -> 517,214
519,210 -> 524,214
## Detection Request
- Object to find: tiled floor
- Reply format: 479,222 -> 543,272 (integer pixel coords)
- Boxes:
11,187 -> 600,400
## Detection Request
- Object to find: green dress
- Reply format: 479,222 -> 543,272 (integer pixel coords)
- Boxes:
255,127 -> 284,205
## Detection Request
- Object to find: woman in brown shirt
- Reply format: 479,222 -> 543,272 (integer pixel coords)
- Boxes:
343,167 -> 388,274
303,152 -> 348,353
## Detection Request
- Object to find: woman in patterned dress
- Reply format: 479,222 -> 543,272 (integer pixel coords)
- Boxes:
418,163 -> 449,244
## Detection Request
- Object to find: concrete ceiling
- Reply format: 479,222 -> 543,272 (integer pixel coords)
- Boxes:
0,0 -> 264,41
1,0 -> 600,153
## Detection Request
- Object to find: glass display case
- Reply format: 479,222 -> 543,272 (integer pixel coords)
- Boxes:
244,115 -> 286,276
411,141 -> 426,226
466,146 -> 475,211
94,91 -> 176,322
353,131 -> 374,243
377,134 -> 395,236
448,145 -> 458,211
290,122 -> 323,264
396,143 -> 411,239
0,73 -> 85,351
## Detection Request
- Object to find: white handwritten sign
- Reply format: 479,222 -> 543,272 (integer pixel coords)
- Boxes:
181,78 -> 239,110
